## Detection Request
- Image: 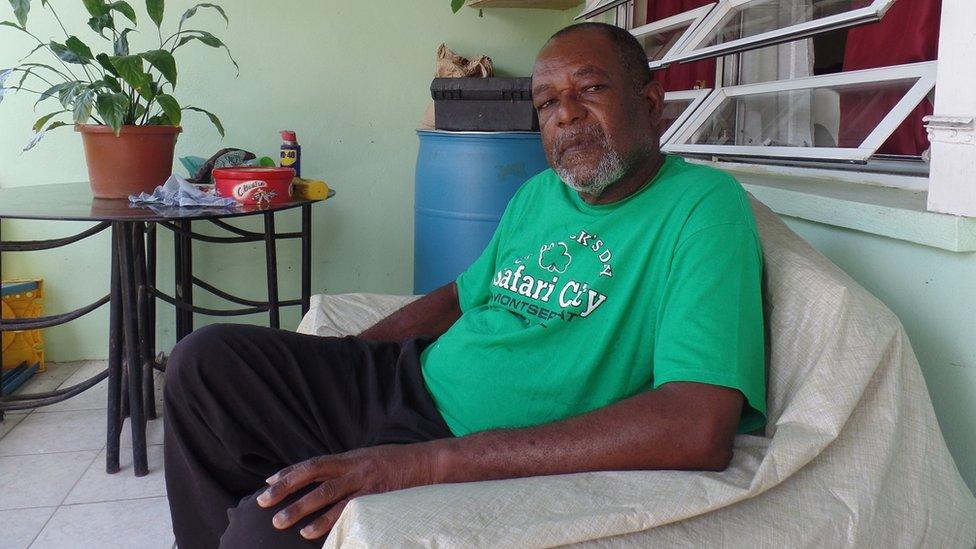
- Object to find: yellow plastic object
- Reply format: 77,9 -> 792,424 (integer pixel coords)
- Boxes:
292,178 -> 330,201
1,279 -> 46,372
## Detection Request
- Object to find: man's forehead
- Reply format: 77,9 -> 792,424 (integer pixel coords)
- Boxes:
532,64 -> 611,94
532,30 -> 618,82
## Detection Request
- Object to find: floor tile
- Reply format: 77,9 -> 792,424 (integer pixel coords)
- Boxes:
31,497 -> 174,549
120,415 -> 165,448
0,410 -> 106,456
0,507 -> 56,549
7,362 -> 86,415
65,445 -> 166,504
0,451 -> 98,510
44,361 -> 110,413
1,412 -> 27,439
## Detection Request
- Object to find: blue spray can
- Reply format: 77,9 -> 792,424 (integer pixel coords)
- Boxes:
279,130 -> 301,178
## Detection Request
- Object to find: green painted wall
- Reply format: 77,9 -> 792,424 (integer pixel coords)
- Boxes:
783,218 -> 976,494
0,1 -> 577,359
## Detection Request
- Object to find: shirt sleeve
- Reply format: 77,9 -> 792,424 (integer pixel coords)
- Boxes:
652,222 -> 767,433
455,225 -> 503,312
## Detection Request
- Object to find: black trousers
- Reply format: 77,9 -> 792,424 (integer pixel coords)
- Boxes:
163,324 -> 454,549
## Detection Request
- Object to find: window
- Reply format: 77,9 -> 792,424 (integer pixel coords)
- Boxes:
663,61 -> 936,161
670,0 -> 899,63
630,4 -> 716,69
661,88 -> 712,143
618,0 -> 941,166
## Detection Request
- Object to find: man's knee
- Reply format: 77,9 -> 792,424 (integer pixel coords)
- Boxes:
220,486 -> 320,549
164,323 -> 241,400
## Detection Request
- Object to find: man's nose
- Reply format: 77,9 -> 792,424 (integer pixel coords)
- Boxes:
556,92 -> 586,127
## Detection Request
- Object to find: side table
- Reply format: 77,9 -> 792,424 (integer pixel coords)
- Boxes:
0,182 -> 333,476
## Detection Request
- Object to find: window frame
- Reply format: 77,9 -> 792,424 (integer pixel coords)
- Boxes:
662,61 -> 938,162
668,0 -> 899,64
576,0 -> 632,21
630,3 -> 717,70
660,88 -> 713,144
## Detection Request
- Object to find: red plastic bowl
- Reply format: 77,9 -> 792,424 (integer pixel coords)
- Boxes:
212,167 -> 295,205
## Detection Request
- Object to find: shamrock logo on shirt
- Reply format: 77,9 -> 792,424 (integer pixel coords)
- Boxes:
539,242 -> 572,274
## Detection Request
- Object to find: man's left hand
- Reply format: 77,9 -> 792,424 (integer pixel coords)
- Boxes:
257,443 -> 442,540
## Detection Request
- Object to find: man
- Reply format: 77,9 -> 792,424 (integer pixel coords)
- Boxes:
164,22 -> 765,548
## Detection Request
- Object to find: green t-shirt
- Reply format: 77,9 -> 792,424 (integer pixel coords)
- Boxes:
420,155 -> 766,437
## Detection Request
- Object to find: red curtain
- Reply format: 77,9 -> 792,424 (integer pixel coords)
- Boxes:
840,0 -> 942,155
644,0 -> 717,91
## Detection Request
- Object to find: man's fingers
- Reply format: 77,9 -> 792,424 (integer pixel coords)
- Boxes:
258,456 -> 341,508
299,494 -> 359,540
271,478 -> 356,530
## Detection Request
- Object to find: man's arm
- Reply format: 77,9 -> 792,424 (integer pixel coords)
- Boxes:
357,282 -> 461,341
259,380 -> 743,539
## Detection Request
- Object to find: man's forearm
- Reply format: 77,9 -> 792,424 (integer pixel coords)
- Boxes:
358,282 -> 462,341
428,382 -> 743,483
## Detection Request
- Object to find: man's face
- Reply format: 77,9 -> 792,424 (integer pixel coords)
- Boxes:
532,30 -> 662,197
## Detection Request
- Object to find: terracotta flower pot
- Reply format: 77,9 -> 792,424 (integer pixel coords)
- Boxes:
76,124 -> 182,199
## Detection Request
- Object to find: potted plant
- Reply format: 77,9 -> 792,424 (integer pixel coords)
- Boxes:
0,0 -> 236,199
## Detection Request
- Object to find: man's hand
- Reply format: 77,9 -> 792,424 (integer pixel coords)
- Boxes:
257,382 -> 741,541
257,443 -> 442,540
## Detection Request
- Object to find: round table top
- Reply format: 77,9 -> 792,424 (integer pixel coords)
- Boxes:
0,182 -> 333,222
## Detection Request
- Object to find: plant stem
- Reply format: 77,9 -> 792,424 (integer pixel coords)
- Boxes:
46,1 -> 98,84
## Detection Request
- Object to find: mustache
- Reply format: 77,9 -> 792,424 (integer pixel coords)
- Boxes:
552,125 -> 609,162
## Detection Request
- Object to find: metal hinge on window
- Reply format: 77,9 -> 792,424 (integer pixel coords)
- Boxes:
923,115 -> 976,145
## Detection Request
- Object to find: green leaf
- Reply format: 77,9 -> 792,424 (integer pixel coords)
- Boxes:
174,31 -> 239,75
451,0 -> 465,13
0,67 -> 12,106
46,121 -> 68,131
114,28 -> 135,56
33,110 -> 66,132
23,131 -> 46,152
82,0 -> 110,17
18,42 -> 46,62
72,87 -> 96,124
140,49 -> 176,86
34,81 -> 64,106
96,53 -> 119,76
181,3 -> 228,26
88,14 -> 115,38
146,0 -> 164,28
154,93 -> 180,125
65,36 -> 95,62
108,54 -> 153,99
50,41 -> 90,65
101,75 -> 122,92
9,0 -> 29,27
183,106 -> 223,137
57,81 -> 86,108
96,92 -> 128,134
108,1 -> 137,24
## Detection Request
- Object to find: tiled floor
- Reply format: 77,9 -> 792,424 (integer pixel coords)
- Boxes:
0,361 -> 174,549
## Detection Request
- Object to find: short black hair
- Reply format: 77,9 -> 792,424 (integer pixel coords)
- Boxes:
547,22 -> 652,93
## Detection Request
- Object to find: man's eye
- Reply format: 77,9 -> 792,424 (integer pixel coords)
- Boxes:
584,85 -> 605,92
537,99 -> 554,110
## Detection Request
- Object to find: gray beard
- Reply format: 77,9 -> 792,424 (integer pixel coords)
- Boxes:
552,128 -> 628,198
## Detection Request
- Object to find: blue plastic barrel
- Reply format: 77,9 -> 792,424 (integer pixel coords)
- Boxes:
414,130 -> 550,294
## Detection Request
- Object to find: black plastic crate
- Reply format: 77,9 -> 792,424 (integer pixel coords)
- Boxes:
431,77 -> 538,132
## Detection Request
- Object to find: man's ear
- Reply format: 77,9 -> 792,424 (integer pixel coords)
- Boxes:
642,80 -> 665,127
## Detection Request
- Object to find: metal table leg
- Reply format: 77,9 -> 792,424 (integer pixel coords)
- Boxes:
264,213 -> 280,329
106,225 -> 124,473
301,204 -> 312,316
134,223 -> 155,420
116,222 -> 148,477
